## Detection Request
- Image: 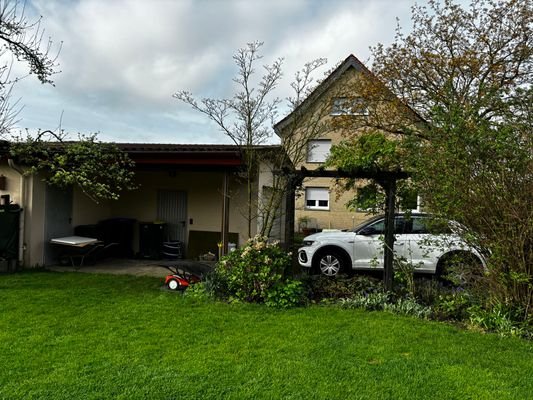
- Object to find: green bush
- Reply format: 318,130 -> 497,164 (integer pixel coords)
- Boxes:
340,292 -> 431,319
339,292 -> 391,311
303,274 -> 383,302
183,282 -> 212,302
265,280 -> 306,309
384,298 -> 432,319
467,303 -> 529,338
431,291 -> 473,321
213,235 -> 292,303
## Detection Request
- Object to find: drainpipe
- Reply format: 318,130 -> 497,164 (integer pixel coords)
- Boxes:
7,158 -> 25,266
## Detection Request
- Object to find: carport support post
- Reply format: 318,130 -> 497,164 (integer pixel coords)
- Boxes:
220,171 -> 230,257
382,178 -> 397,292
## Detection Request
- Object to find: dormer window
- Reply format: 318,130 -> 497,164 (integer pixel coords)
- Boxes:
330,97 -> 369,116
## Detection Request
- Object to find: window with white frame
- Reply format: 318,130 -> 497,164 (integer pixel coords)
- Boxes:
307,140 -> 331,163
305,187 -> 329,210
330,97 -> 369,116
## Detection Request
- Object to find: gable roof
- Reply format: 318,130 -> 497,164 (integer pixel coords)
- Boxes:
273,54 -> 371,136
273,54 -> 425,136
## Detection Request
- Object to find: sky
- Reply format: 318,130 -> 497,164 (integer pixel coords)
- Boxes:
9,0 -> 423,145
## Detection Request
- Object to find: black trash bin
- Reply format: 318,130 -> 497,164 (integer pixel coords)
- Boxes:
139,222 -> 166,259
98,218 -> 136,258
0,204 -> 22,272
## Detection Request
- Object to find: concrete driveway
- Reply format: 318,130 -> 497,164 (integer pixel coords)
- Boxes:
47,258 -> 214,278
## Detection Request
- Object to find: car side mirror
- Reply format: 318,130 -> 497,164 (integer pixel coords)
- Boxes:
359,226 -> 378,236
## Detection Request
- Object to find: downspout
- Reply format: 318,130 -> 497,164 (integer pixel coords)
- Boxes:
7,158 -> 25,266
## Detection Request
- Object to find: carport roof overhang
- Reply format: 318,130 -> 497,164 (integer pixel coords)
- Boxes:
117,143 -> 248,169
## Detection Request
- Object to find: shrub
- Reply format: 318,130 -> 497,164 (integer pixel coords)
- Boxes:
339,292 -> 391,311
265,280 -> 306,309
384,298 -> 432,319
213,235 -> 292,303
467,303 -> 529,338
340,292 -> 431,319
183,282 -> 212,302
412,278 -> 449,306
303,274 -> 383,302
431,291 -> 473,321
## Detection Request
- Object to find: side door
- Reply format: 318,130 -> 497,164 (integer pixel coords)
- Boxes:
157,190 -> 188,245
353,217 -> 410,269
407,216 -> 442,273
44,186 -> 73,265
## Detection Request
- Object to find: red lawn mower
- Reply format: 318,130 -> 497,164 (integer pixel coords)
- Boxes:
160,263 -> 202,291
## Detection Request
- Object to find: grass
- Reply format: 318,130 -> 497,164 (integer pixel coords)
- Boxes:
1,271 -> 532,399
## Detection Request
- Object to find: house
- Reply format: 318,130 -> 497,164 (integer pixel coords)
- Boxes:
0,141 -> 287,267
274,54 -> 422,233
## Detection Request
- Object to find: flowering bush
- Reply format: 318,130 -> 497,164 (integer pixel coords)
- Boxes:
214,235 -> 292,303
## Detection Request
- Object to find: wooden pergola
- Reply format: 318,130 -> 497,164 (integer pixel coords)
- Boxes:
284,166 -> 410,291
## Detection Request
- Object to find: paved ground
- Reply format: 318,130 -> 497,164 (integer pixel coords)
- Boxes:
47,258 -> 215,278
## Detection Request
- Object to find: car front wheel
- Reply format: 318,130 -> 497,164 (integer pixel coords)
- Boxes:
316,251 -> 344,277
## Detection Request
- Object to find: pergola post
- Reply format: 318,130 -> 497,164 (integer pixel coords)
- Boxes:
382,179 -> 397,292
283,174 -> 302,275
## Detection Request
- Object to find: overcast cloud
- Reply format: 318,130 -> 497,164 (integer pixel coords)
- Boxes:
10,0 -> 420,144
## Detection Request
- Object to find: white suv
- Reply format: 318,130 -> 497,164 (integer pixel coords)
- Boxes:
298,213 -> 484,277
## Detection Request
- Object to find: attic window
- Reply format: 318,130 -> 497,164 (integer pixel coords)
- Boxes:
330,97 -> 369,116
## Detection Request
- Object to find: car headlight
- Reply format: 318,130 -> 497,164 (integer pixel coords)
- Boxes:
302,240 -> 315,247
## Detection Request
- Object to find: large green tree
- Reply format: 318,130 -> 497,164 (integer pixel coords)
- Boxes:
327,0 -> 532,318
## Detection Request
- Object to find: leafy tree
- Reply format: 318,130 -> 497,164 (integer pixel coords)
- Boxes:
9,131 -> 136,203
327,0 -> 533,319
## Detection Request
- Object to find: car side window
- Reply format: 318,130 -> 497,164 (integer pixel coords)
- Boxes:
411,217 -> 429,234
394,217 -> 412,234
412,217 -> 451,234
366,218 -> 410,235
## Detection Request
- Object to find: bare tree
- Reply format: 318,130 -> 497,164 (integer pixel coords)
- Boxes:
260,58 -> 329,238
1,1 -> 137,203
175,41 -> 283,238
0,0 -> 61,137
175,43 -> 329,239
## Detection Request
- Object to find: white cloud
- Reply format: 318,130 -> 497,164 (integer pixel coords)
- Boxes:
8,0 -> 423,143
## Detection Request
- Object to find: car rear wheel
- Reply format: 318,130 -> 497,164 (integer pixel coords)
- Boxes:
437,251 -> 483,284
316,251 -> 345,277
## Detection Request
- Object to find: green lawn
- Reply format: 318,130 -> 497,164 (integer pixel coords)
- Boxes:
1,272 -> 532,399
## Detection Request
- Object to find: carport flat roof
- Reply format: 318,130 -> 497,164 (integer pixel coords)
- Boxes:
117,143 -> 281,167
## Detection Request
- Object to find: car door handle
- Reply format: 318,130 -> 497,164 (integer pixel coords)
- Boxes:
396,242 -> 405,246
